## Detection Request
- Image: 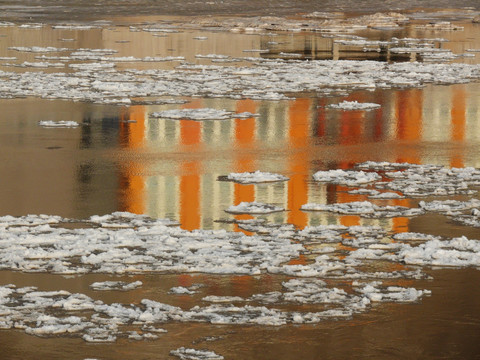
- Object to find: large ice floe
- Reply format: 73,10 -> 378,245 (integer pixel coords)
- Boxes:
225,171 -> 289,184
326,101 -> 381,111
149,108 -> 258,121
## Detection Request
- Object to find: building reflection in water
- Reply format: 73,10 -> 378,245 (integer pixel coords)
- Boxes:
114,80 -> 480,236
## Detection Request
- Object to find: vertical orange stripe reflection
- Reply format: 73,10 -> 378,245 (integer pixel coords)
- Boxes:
179,100 -> 203,230
288,99 -> 310,228
396,89 -> 422,164
233,100 -> 257,230
119,106 -> 146,214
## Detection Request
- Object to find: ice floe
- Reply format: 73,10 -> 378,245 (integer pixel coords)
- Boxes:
313,169 -> 381,186
357,162 -> 480,196
38,120 -> 80,128
170,347 -> 224,360
327,101 -> 381,111
225,171 -> 289,184
89,281 -> 143,291
225,202 -> 284,214
150,108 -> 258,121
301,201 -> 424,218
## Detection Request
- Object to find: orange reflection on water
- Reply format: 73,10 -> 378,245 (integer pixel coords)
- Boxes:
287,98 -> 310,229
233,100 -> 257,232
119,106 -> 146,214
179,100 -> 203,230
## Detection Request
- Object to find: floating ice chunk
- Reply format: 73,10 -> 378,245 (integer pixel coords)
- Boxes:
169,287 -> 197,295
195,54 -> 230,59
353,281 -> 431,302
393,232 -> 440,242
414,22 -> 464,31
368,191 -> 404,199
17,61 -> 65,68
202,296 -> 244,303
69,62 -> 116,70
419,199 -> 480,213
52,24 -> 99,30
348,189 -> 380,196
313,169 -> 380,186
8,46 -> 69,53
226,171 -> 288,184
170,347 -> 224,360
398,236 -> 480,267
38,120 -> 80,128
301,201 -> 424,218
225,202 -> 284,214
89,281 -> 142,291
150,108 -> 239,121
142,56 -> 185,62
327,101 -> 381,110
142,325 -> 167,333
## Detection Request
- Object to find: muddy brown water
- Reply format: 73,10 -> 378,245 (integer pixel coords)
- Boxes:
0,12 -> 480,360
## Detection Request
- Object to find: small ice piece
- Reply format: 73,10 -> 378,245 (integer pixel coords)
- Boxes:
368,191 -> 404,199
193,36 -> 208,40
8,46 -> 69,53
313,169 -> 381,186
170,347 -> 224,360
225,202 -> 284,214
202,296 -> 244,303
327,101 -> 381,111
142,325 -> 167,333
226,171 -> 289,184
169,286 -> 197,295
38,120 -> 79,128
89,281 -> 142,291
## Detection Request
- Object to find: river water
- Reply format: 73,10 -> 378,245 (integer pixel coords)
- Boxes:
0,8 -> 480,360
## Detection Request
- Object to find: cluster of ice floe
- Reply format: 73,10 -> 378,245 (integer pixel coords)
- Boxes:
2,52 -> 480,103
0,276 -> 431,343
150,108 -> 258,121
225,171 -> 288,184
326,101 -> 381,111
357,161 -> 480,196
313,169 -> 380,186
1,205 -> 480,342
301,201 -> 424,218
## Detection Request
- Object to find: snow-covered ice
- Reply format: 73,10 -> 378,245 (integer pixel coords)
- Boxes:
313,169 -> 381,186
170,347 -> 224,360
301,201 -> 424,218
327,101 -> 381,111
89,281 -> 142,291
38,120 -> 80,128
150,109 -> 258,121
225,202 -> 285,214
226,171 -> 289,184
